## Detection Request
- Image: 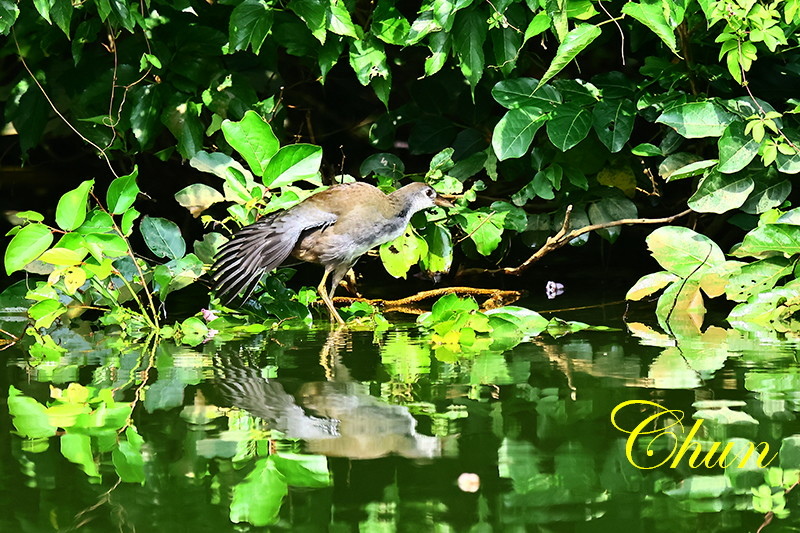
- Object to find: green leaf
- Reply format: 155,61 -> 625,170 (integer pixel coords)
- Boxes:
38,247 -> 86,266
546,104 -> 592,151
84,233 -> 129,260
348,35 -> 389,86
361,153 -> 405,181
129,84 -> 162,149
7,386 -> 57,438
161,101 -> 203,160
61,433 -> 99,478
626,271 -> 679,300
56,179 -> 94,231
492,78 -> 561,109
230,458 -> 288,526
717,121 -> 760,173
4,223 -> 53,274
666,159 -> 718,181
153,254 -> 204,300
632,143 -> 662,156
457,210 -> 503,255
621,0 -> 679,55
140,216 -> 186,260
453,7 -> 486,94
656,101 -> 736,138
229,0 -> 273,54
587,195 -> 638,242
372,0 -> 410,45
592,98 -> 635,153
646,226 -> 725,277
107,168 -> 140,214
688,171 -> 755,214
0,0 -> 20,35
420,225 -> 453,276
34,0 -> 52,23
327,0 -> 358,38
537,24 -> 601,88
492,107 -> 547,160
194,232 -> 227,264
288,0 -> 327,43
726,257 -> 792,302
29,299 -> 67,329
50,0 -> 72,37
175,184 -> 225,217
732,225 -> 800,259
379,227 -> 428,278
546,0 -> 568,41
741,177 -> 791,215
221,111 -> 280,177
424,31 -> 450,76
263,144 -> 323,187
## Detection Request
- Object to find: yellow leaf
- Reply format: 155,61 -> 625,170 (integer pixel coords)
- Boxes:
597,167 -> 637,198
63,267 -> 87,294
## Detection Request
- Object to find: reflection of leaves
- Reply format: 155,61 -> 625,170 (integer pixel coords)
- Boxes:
7,386 -> 58,438
230,457 -> 288,526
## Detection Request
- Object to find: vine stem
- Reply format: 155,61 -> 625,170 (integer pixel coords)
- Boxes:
90,191 -> 160,330
12,30 -> 119,178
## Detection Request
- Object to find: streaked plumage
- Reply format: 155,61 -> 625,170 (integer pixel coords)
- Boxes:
212,181 -> 451,323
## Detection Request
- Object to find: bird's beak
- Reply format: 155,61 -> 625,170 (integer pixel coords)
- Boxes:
434,195 -> 454,208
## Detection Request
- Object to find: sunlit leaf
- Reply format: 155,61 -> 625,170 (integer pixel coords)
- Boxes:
56,179 -> 94,231
263,144 -> 323,187
175,184 -> 224,218
107,168 -> 140,214
537,24 -> 601,88
657,101 -> 736,138
492,107 -> 547,161
221,111 -> 280,177
4,223 -> 53,275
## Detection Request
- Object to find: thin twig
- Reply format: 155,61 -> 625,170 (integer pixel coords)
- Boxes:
12,31 -> 118,178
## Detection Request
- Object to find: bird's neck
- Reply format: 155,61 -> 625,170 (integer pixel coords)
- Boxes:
387,189 -> 418,223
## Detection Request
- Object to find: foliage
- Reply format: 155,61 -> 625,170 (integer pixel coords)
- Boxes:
628,209 -> 800,333
2,0 -> 800,332
417,293 -> 615,360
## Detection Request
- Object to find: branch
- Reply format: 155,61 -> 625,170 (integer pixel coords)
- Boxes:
332,286 -> 523,311
461,206 -> 693,277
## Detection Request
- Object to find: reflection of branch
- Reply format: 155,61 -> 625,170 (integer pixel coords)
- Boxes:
333,286 -> 522,310
461,206 -> 693,277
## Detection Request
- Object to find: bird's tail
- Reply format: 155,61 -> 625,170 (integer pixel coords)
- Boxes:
211,213 -> 300,304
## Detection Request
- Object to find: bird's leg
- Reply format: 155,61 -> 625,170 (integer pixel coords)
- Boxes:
317,269 -> 345,325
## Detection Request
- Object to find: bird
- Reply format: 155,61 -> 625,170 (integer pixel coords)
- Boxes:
211,181 -> 452,324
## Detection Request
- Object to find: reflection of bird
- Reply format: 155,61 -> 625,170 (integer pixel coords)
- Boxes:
212,182 -> 452,323
215,358 -> 440,459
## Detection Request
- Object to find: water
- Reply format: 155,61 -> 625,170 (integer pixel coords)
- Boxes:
2,318 -> 800,532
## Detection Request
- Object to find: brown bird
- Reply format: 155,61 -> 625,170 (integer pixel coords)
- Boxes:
212,181 -> 452,324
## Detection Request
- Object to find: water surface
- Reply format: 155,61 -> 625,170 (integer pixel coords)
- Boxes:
3,317 -> 800,532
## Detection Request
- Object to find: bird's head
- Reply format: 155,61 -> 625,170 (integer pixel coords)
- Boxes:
394,182 -> 453,215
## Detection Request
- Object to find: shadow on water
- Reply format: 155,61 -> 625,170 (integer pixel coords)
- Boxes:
2,321 -> 800,531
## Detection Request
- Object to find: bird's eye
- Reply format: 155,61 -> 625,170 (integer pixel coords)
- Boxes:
427,188 -> 436,197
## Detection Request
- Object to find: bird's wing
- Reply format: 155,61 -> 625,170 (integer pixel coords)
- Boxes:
212,208 -> 336,304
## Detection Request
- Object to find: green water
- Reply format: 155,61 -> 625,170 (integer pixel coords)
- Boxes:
3,316 -> 800,532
